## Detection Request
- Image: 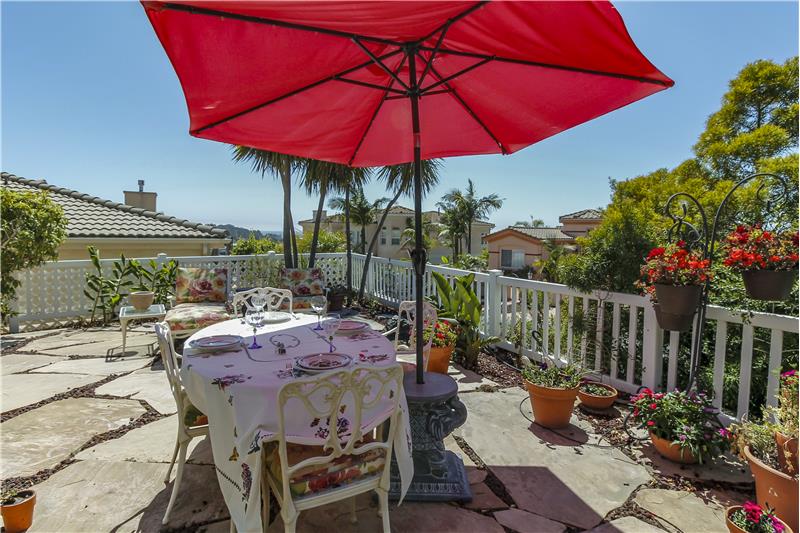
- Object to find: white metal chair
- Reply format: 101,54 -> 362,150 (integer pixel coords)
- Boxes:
154,322 -> 209,525
231,287 -> 293,316
383,300 -> 437,371
263,365 -> 404,533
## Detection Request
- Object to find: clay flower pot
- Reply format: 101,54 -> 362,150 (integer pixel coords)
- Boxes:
577,382 -> 618,410
725,505 -> 793,533
1,490 -> 36,533
649,432 -> 697,464
525,381 -> 578,429
742,270 -> 797,301
128,291 -> 154,311
653,303 -> 695,332
653,284 -> 702,331
744,446 -> 799,532
427,345 -> 454,374
775,431 -> 799,475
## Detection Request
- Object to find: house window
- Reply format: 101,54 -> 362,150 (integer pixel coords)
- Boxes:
380,227 -> 387,245
500,249 -> 525,269
391,227 -> 401,246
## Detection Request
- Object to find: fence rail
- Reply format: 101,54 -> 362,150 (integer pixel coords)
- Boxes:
9,252 -> 798,420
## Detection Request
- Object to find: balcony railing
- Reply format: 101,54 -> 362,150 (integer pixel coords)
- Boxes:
9,251 -> 798,420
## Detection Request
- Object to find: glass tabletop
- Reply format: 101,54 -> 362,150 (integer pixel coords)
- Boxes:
119,304 -> 167,318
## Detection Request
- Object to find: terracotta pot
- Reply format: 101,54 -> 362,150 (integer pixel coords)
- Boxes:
1,490 -> 35,533
654,284 -> 702,321
775,432 -> 799,476
742,270 -> 797,301
427,345 -> 454,374
649,432 -> 697,464
577,382 -> 618,410
725,505 -> 793,533
128,291 -> 154,311
653,303 -> 695,332
744,445 -> 799,532
525,380 -> 578,429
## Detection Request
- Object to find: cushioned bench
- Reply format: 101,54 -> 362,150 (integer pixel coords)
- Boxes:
165,267 -> 231,338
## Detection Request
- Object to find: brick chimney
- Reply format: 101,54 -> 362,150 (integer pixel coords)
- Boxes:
124,179 -> 157,212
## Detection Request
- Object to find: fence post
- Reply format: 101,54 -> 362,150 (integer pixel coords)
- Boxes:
485,269 -> 503,337
641,302 -> 664,391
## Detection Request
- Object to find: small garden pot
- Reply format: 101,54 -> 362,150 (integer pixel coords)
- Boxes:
654,283 -> 702,316
427,345 -> 454,375
1,490 -> 36,533
744,445 -> 799,533
653,303 -> 696,332
525,381 -> 578,429
725,505 -> 793,533
128,291 -> 154,311
742,270 -> 797,301
649,432 -> 697,464
775,431 -> 798,475
577,382 -> 618,410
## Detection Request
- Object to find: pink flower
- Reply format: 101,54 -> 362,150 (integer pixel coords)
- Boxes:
647,420 -> 655,427
781,369 -> 797,378
718,428 -> 731,438
649,403 -> 658,410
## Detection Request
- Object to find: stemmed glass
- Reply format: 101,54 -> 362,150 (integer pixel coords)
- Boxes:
311,295 -> 327,330
321,315 -> 341,353
245,309 -> 263,349
251,293 -> 268,313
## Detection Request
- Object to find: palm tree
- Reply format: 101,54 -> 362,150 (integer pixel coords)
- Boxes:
440,179 -> 503,255
400,214 -> 441,253
534,239 -> 571,282
329,188 -> 387,254
515,216 -> 546,228
357,160 -> 442,299
435,202 -> 468,261
232,146 -> 304,268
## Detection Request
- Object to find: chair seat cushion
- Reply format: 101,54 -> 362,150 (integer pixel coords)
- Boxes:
266,442 -> 385,498
291,296 -> 316,312
165,303 -> 230,332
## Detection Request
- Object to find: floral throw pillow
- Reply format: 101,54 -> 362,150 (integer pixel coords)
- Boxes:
279,268 -> 325,297
175,267 -> 227,303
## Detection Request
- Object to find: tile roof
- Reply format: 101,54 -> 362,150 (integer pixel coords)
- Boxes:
560,208 -> 602,220
1,172 -> 228,240
510,227 -> 574,240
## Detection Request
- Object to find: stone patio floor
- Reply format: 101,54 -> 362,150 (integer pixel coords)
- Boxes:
1,326 -> 756,532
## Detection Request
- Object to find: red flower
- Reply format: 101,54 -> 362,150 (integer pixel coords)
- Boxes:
646,420 -> 655,427
649,403 -> 658,409
647,247 -> 665,259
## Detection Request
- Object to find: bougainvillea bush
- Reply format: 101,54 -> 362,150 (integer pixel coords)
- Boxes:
639,242 -> 711,288
729,501 -> 786,533
723,225 -> 799,271
631,389 -> 728,463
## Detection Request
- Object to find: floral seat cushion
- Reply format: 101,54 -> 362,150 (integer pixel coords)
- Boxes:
175,267 -> 228,304
165,303 -> 230,332
183,402 -> 208,427
265,441 -> 385,498
280,268 -> 325,297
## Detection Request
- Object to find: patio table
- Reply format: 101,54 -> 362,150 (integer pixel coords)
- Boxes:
181,314 -> 412,532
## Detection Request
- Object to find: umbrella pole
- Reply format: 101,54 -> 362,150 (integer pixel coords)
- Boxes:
408,48 -> 426,386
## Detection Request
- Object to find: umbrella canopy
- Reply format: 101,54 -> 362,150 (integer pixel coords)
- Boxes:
143,0 -> 672,385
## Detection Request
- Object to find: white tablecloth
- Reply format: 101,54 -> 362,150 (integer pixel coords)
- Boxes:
182,314 -> 412,532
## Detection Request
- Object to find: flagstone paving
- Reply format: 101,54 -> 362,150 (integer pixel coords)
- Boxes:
1,326 -> 753,532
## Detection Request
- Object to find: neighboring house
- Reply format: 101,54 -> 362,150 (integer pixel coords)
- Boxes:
2,173 -> 229,259
484,209 -> 602,272
298,205 -> 493,262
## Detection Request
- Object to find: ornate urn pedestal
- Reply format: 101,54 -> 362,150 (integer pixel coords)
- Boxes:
389,371 -> 472,502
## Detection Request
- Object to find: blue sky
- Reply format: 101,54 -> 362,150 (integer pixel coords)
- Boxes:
3,1 -> 798,232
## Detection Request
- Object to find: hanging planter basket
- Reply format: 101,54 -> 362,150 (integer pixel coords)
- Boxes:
653,284 -> 702,331
742,270 -> 797,301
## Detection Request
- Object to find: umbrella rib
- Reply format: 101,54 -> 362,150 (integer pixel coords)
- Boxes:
352,38 -> 409,91
157,2 -> 405,47
333,77 -> 406,94
420,57 -> 493,94
418,45 -> 673,87
426,61 -> 507,154
417,2 -> 487,86
347,55 -> 409,166
192,49 -> 402,135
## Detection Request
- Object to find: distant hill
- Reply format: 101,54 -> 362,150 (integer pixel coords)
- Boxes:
216,224 -> 281,241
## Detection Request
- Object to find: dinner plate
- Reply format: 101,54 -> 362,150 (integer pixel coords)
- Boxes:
337,320 -> 368,333
261,311 -> 292,324
296,352 -> 352,372
190,335 -> 243,351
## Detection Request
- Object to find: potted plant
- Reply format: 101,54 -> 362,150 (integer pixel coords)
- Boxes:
639,242 -> 711,331
327,285 -> 348,312
521,361 -> 583,429
768,369 -> 798,476
726,501 -> 792,533
723,225 -> 798,301
631,389 -> 728,464
1,489 -> 36,533
577,381 -> 618,410
423,320 -> 459,374
730,418 -> 799,532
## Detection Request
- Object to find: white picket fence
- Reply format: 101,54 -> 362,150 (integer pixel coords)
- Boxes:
9,252 -> 798,419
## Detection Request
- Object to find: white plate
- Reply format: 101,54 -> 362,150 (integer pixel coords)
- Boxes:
296,352 -> 352,372
190,335 -> 243,351
261,311 -> 292,324
337,320 -> 368,333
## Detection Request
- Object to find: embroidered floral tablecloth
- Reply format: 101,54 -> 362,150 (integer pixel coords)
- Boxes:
182,314 -> 412,532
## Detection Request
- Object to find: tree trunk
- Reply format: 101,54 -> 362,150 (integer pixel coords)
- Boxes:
280,167 -> 294,268
360,226 -> 367,254
358,189 -> 402,300
290,223 -> 299,268
467,220 -> 473,255
308,186 -> 327,268
344,186 -> 352,304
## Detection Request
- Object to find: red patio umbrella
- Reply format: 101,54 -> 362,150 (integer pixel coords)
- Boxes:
143,0 -> 673,384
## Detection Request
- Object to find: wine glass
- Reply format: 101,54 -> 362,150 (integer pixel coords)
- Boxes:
321,315 -> 341,353
245,309 -> 263,349
251,293 -> 268,312
311,295 -> 327,330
